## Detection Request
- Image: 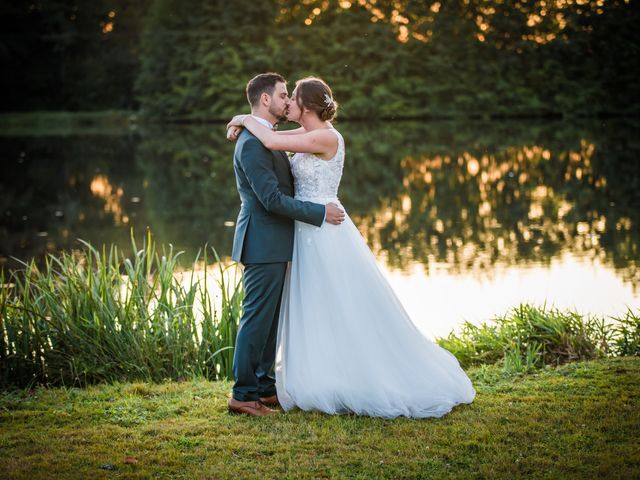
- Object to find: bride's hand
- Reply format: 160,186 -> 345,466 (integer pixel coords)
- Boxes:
226,114 -> 247,130
227,125 -> 243,141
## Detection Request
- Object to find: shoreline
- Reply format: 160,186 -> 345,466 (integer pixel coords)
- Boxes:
1,110 -> 639,135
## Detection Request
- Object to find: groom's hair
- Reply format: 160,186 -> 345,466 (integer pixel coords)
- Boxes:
246,73 -> 286,107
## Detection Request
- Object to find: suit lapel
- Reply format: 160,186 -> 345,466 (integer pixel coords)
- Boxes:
272,150 -> 293,186
277,150 -> 289,164
272,150 -> 290,168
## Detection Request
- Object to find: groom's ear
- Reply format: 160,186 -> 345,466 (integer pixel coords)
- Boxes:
260,92 -> 271,107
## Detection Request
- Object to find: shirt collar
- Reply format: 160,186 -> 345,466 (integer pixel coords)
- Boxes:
250,115 -> 274,130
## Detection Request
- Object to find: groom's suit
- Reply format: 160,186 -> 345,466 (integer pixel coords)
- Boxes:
231,127 -> 324,402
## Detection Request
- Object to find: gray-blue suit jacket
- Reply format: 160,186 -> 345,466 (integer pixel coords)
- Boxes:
231,130 -> 325,263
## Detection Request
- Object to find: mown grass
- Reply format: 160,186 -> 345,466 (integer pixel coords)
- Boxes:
0,357 -> 638,479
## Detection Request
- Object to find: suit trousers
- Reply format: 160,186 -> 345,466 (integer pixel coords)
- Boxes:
232,262 -> 287,401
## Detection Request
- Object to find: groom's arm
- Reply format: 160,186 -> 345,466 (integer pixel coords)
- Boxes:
240,137 -> 326,227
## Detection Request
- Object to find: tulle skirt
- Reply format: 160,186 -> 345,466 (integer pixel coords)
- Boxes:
275,199 -> 476,418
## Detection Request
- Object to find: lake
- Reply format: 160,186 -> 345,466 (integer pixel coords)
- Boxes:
1,119 -> 639,338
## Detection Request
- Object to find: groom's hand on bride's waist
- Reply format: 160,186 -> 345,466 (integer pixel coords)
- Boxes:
325,203 -> 345,225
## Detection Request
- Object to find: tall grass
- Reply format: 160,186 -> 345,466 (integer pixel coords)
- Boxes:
612,308 -> 640,357
2,236 -> 639,388
437,303 -> 640,373
0,232 -> 243,388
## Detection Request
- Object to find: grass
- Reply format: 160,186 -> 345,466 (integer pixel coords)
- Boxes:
2,237 -> 639,477
1,231 -> 243,388
437,304 -> 640,373
2,235 -> 639,388
0,356 -> 637,479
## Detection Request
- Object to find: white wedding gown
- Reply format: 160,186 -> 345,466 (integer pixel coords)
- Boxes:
275,129 -> 476,418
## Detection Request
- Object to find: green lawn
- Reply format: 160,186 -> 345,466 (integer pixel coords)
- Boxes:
1,357 -> 638,480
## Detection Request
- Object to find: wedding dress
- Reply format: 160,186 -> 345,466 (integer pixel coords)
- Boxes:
275,128 -> 475,418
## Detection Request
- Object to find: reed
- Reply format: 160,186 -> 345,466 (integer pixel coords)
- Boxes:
611,308 -> 640,357
2,236 -> 638,387
0,231 -> 243,388
437,303 -> 639,372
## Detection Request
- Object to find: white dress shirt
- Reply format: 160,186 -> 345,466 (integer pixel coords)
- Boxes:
250,115 -> 274,130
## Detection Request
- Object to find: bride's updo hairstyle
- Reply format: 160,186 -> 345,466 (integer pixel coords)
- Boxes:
295,77 -> 338,121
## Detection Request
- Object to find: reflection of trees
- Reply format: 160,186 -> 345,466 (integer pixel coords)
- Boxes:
0,134 -> 142,269
339,120 -> 640,289
0,126 -> 239,270
134,125 -> 239,261
2,120 -> 639,289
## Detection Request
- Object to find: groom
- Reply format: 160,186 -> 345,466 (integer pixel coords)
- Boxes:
227,72 -> 345,416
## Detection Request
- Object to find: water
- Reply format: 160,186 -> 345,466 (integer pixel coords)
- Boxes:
1,119 -> 639,337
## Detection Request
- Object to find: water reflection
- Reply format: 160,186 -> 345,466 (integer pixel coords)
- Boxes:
89,175 -> 128,225
341,121 -> 640,291
384,250 -> 640,339
1,120 -> 639,328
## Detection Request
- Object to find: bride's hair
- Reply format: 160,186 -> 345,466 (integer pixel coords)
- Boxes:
294,77 -> 338,121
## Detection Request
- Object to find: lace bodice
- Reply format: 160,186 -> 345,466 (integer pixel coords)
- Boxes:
291,129 -> 344,202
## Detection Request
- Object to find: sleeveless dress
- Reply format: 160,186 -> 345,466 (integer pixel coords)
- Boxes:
275,128 -> 476,418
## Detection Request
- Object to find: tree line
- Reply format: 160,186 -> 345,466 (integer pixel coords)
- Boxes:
1,0 -> 638,119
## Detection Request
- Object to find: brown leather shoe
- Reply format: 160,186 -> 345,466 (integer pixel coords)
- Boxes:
228,397 -> 278,416
259,394 -> 280,408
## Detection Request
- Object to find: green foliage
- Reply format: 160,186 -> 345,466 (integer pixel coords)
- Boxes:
437,304 -> 637,373
0,231 -> 243,388
0,0 -> 150,111
3,1 -> 638,116
612,308 -> 640,357
2,228 -> 637,388
134,0 -> 640,119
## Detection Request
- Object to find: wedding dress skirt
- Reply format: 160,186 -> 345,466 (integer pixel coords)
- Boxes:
275,204 -> 476,419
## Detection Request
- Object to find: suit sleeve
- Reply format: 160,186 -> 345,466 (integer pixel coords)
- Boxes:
239,137 -> 325,227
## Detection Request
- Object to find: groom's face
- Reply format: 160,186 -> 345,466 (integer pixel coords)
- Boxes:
268,81 -> 290,123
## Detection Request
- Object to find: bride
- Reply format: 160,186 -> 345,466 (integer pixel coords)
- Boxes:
226,77 -> 475,418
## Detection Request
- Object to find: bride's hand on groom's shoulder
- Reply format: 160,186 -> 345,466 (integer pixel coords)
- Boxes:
226,114 -> 247,141
226,114 -> 247,130
227,125 -> 243,141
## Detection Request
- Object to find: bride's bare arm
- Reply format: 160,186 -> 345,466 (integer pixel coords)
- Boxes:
227,115 -> 335,155
277,127 -> 306,136
226,125 -> 305,142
